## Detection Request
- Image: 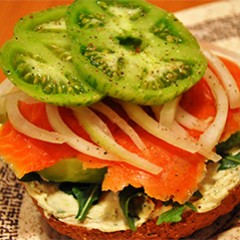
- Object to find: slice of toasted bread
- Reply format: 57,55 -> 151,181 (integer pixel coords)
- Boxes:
30,185 -> 240,240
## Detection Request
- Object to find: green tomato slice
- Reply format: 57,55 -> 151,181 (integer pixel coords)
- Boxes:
66,0 -> 207,105
0,6 -> 104,106
14,6 -> 67,34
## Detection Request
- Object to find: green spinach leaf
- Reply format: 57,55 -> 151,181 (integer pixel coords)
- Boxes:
157,205 -> 185,225
119,186 -> 146,231
19,172 -> 42,182
60,182 -> 101,221
216,131 -> 240,154
218,153 -> 240,170
215,131 -> 240,170
157,202 -> 196,225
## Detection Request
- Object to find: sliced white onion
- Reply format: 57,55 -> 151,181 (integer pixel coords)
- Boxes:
90,102 -> 147,152
18,94 -> 40,104
0,79 -> 16,116
122,102 -> 221,161
46,104 -> 119,160
0,98 -> 6,118
197,68 -> 229,160
169,120 -> 193,139
176,106 -> 211,132
0,78 -> 15,97
151,105 -> 162,121
170,120 -> 221,161
171,123 -> 221,161
203,49 -> 240,109
72,106 -> 162,175
159,96 -> 181,127
5,92 -> 67,144
120,102 -> 200,154
85,105 -> 113,139
198,149 -> 221,162
201,42 -> 240,66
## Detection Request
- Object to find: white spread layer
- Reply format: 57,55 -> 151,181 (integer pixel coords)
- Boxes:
24,163 -> 240,232
193,163 -> 240,213
25,182 -> 155,232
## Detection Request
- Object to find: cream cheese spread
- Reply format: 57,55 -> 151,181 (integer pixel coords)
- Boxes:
193,163 -> 240,213
25,181 -> 155,232
24,163 -> 240,232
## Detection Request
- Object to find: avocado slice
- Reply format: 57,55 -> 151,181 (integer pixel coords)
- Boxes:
38,158 -> 107,183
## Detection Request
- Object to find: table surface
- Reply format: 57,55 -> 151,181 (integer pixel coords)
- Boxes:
0,0 -> 218,80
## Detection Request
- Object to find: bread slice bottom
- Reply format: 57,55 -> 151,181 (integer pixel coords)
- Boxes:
31,185 -> 240,240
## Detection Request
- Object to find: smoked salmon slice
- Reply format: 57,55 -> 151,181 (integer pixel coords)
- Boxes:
0,59 -> 240,203
0,99 -> 206,203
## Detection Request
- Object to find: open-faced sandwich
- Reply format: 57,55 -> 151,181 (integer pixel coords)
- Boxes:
0,0 -> 239,239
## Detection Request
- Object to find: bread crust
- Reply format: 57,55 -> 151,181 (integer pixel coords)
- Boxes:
32,185 -> 240,240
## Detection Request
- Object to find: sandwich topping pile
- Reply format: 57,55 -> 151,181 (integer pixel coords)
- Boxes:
0,0 -> 240,238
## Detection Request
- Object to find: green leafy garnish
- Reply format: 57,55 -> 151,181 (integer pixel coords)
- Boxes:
216,131 -> 240,154
215,131 -> 240,170
19,172 -> 42,182
186,202 -> 197,211
119,186 -> 146,231
60,182 -> 101,221
218,153 -> 240,171
157,205 -> 185,224
192,190 -> 203,199
157,202 -> 196,225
